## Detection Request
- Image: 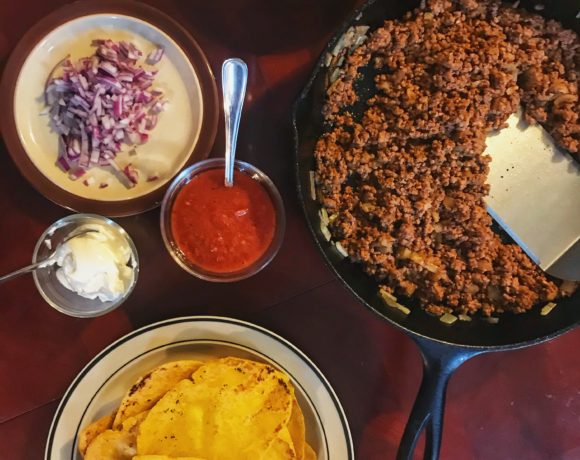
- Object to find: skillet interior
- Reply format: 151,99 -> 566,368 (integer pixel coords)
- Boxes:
293,0 -> 580,348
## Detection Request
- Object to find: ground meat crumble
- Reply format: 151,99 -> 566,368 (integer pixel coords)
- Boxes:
314,0 -> 579,316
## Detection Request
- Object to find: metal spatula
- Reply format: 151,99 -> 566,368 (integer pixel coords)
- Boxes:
485,109 -> 580,281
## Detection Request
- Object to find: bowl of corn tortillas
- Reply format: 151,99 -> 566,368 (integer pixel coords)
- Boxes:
44,317 -> 354,460
78,358 -> 317,460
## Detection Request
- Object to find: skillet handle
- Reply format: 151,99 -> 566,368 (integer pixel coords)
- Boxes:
397,338 -> 484,460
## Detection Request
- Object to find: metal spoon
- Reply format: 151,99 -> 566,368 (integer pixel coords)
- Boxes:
222,58 -> 248,187
0,229 -> 97,284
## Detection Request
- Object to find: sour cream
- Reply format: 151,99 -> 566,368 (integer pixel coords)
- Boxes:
53,227 -> 134,302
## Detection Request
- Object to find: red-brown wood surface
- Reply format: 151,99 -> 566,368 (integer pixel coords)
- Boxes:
0,1 -> 579,459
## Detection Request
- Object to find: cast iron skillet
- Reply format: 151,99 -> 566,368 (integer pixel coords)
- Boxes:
292,0 -> 580,458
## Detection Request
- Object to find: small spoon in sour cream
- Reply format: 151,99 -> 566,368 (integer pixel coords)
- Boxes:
222,58 -> 248,188
0,229 -> 97,285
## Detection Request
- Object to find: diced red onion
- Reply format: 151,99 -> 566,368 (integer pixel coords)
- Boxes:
113,95 -> 124,118
90,148 -> 100,165
150,100 -> 166,114
80,127 -> 89,153
88,113 -> 98,127
71,138 -> 81,155
146,46 -> 165,65
97,46 -> 118,62
79,152 -> 90,168
127,131 -> 141,145
98,61 -> 118,76
108,158 -> 134,188
123,164 -> 139,184
44,39 -> 166,187
118,72 -> 134,82
71,94 -> 91,111
135,91 -> 152,104
68,107 -> 88,118
145,114 -> 158,130
83,177 -> 96,187
57,155 -> 71,172
78,74 -> 89,91
69,168 -> 86,180
101,114 -> 112,130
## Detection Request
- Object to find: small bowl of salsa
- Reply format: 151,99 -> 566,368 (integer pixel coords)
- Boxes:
160,158 -> 285,281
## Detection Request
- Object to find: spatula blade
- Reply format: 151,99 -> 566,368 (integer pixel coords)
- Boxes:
484,110 -> 580,280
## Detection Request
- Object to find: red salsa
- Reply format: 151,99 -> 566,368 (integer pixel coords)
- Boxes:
171,168 -> 276,273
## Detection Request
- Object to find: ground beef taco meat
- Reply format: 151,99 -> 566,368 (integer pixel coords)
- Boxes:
314,0 -> 578,316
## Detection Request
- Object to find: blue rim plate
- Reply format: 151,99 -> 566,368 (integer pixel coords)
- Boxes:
44,316 -> 354,460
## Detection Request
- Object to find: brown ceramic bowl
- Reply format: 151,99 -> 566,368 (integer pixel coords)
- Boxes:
0,0 -> 219,217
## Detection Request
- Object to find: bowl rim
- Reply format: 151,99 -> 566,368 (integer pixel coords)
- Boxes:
32,213 -> 140,317
160,158 -> 286,282
0,0 -> 219,217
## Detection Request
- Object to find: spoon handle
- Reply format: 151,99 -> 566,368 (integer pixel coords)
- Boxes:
0,228 -> 97,285
222,58 -> 248,187
0,260 -> 48,284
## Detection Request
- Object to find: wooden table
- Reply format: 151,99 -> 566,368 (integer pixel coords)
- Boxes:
1,1 -> 579,458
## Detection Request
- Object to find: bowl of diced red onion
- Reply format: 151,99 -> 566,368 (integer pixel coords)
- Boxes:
0,1 -> 219,216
